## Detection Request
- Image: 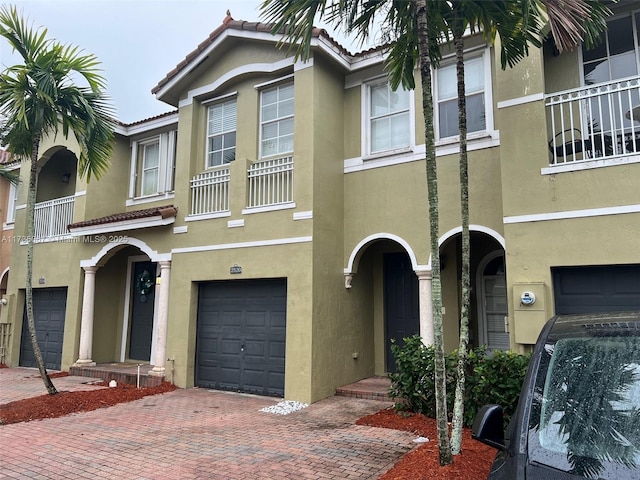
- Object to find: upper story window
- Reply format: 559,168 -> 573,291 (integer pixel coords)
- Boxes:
436,55 -> 487,139
129,130 -> 176,200
140,139 -> 160,196
260,83 -> 294,157
582,11 -> 639,84
5,181 -> 17,225
368,82 -> 411,154
207,99 -> 236,168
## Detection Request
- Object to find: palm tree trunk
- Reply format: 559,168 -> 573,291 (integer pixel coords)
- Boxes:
415,0 -> 452,466
451,26 -> 470,455
25,134 -> 57,395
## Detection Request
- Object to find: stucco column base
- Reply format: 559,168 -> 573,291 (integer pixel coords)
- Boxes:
72,359 -> 96,367
150,366 -> 165,376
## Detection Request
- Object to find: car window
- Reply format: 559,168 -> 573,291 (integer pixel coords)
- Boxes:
528,336 -> 640,479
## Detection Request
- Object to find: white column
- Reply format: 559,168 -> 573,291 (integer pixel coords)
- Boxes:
417,270 -> 434,346
151,260 -> 171,376
74,266 -> 98,366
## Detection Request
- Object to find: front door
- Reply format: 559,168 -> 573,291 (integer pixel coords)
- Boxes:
384,252 -> 420,372
479,254 -> 509,351
129,261 -> 156,361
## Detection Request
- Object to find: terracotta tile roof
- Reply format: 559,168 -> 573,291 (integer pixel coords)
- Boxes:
68,205 -> 178,230
152,13 -> 352,95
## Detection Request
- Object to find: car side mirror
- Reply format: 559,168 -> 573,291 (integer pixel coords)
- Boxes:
472,404 -> 506,451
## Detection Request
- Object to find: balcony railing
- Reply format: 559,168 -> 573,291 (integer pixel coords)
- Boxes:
546,76 -> 640,166
190,168 -> 230,216
34,195 -> 75,240
247,156 -> 294,209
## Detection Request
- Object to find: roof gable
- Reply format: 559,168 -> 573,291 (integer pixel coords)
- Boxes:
151,13 -> 366,106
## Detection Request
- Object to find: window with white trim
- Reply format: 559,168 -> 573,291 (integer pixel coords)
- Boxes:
436,55 -> 487,139
5,182 -> 17,224
129,130 -> 176,199
260,83 -> 294,157
581,11 -> 640,137
367,81 -> 411,154
582,12 -> 639,84
207,99 -> 236,167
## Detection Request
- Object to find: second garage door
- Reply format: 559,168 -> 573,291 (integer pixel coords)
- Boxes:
20,287 -> 67,370
196,278 -> 287,397
553,264 -> 640,314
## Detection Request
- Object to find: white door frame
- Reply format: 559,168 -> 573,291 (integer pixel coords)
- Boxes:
475,250 -> 507,349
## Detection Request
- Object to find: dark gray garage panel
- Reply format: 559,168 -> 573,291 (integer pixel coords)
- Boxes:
553,264 -> 640,315
196,278 -> 286,397
20,287 -> 67,370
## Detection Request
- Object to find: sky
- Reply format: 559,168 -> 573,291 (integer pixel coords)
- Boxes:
1,0 -> 373,124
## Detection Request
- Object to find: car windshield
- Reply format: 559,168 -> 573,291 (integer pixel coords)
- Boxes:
528,334 -> 640,479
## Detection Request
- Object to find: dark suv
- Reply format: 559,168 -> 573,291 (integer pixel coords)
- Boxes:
473,311 -> 640,480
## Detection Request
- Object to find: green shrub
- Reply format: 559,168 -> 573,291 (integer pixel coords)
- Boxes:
389,335 -> 530,427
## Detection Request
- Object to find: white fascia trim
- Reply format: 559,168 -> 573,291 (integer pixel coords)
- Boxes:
119,112 -> 179,136
497,93 -> 544,109
173,226 -> 188,234
345,133 -> 500,173
185,211 -> 231,222
69,216 -> 175,236
165,31 -> 350,101
541,154 -> 640,175
74,190 -> 87,198
242,202 -> 296,215
126,192 -> 175,207
201,91 -> 238,106
172,235 -> 313,255
179,57 -> 294,108
228,219 -> 245,228
503,204 -> 640,224
293,211 -> 313,220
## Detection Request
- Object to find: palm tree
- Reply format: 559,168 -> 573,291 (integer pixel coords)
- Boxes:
0,5 -> 115,395
445,0 -> 611,454
259,0 -> 611,466
260,0 -> 455,463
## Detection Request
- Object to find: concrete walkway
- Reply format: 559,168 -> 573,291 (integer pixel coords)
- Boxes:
0,368 -> 415,479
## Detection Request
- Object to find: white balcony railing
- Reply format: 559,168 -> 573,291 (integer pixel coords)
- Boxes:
34,195 -> 75,240
545,77 -> 640,165
190,168 -> 230,216
247,156 -> 294,209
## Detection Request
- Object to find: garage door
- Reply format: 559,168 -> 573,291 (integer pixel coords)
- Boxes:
20,288 -> 67,370
553,265 -> 640,314
196,278 -> 286,397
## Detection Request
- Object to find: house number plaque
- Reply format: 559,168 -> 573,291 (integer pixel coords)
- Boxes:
230,264 -> 242,274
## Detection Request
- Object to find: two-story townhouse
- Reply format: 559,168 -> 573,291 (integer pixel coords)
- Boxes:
497,2 -> 640,345
2,5 -> 639,404
0,148 -> 19,364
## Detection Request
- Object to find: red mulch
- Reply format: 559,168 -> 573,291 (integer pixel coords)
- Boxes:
357,408 -> 496,479
0,373 -> 495,479
0,381 -> 176,425
0,363 -> 8,369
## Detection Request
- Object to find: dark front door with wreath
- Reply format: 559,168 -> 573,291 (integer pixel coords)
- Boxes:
129,261 -> 157,361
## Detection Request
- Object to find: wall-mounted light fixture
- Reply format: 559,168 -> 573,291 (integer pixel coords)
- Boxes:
0,298 -> 7,306
61,173 -> 71,184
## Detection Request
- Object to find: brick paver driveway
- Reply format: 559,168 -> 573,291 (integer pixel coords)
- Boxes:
0,369 -> 414,479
